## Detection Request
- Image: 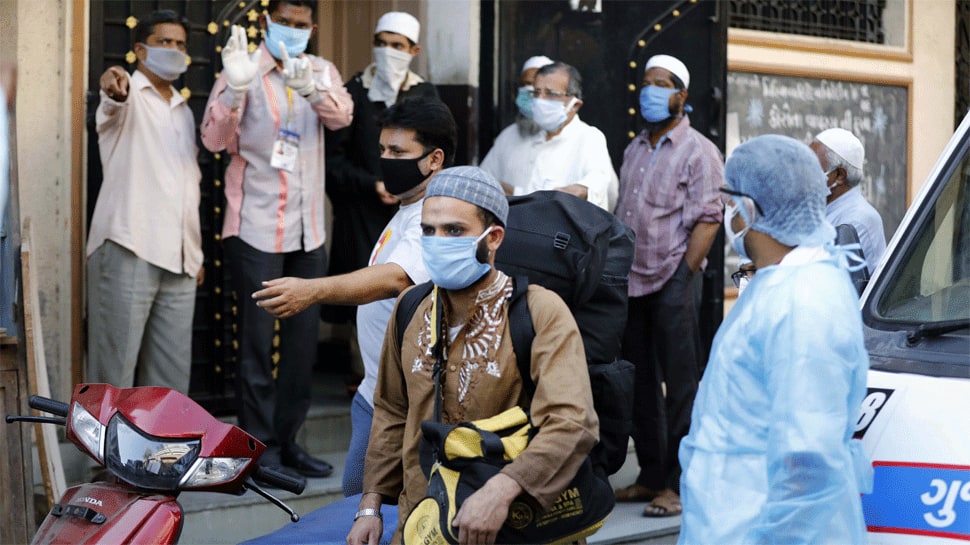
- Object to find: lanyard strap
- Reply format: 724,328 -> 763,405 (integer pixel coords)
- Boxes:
285,86 -> 295,130
431,286 -> 446,424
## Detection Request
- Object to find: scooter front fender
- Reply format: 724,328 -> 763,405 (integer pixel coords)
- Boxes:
32,482 -> 183,545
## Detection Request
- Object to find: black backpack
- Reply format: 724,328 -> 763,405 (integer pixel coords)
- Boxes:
395,191 -> 636,477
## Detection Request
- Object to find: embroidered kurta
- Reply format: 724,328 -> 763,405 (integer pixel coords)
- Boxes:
364,275 -> 599,539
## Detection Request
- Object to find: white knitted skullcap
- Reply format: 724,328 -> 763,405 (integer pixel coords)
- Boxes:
815,128 -> 865,170
375,12 -> 420,44
522,55 -> 554,74
645,54 -> 690,89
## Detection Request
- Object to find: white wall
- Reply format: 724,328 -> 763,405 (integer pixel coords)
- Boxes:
4,0 -> 77,401
425,0 -> 480,86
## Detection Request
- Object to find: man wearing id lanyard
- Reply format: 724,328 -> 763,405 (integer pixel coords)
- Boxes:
201,0 -> 353,480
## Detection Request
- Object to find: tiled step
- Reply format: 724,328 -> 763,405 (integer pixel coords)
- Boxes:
177,443 -> 679,545
177,450 -> 349,545
45,368 -> 680,545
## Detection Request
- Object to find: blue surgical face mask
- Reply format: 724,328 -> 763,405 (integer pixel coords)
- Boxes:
140,45 -> 188,81
724,201 -> 752,261
639,85 -> 679,123
265,18 -> 312,60
515,86 -> 534,118
422,227 -> 494,290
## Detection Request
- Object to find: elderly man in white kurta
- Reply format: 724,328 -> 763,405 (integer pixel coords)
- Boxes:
480,61 -> 618,211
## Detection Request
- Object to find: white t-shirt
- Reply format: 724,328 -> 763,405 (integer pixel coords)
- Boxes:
355,199 -> 430,408
479,115 -> 618,211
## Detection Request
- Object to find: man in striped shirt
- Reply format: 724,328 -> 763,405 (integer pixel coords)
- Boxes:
201,0 -> 353,479
612,54 -> 724,517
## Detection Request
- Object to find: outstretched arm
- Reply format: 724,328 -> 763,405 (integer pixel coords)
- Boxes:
252,262 -> 412,318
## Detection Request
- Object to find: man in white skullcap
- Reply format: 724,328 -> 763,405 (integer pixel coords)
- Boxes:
613,53 -> 724,517
323,11 -> 438,328
480,59 -> 618,210
811,127 -> 887,273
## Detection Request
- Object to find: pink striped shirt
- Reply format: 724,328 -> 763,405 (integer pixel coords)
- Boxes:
615,117 -> 724,297
201,43 -> 353,254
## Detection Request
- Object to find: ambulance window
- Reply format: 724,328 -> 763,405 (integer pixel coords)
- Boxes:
875,148 -> 970,324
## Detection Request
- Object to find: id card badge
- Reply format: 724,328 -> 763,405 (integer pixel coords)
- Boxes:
270,129 -> 300,172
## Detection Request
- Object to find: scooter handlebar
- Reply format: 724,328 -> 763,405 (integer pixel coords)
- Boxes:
253,465 -> 307,495
29,395 -> 69,417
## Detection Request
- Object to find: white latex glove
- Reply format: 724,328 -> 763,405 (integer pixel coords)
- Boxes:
222,25 -> 262,92
280,44 -> 331,101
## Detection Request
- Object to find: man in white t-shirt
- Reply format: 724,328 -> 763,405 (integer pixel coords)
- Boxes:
253,96 -> 457,494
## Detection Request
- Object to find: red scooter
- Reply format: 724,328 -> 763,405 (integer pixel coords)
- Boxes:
6,383 -> 306,544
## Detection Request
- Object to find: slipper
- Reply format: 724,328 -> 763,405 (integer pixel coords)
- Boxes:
613,483 -> 662,502
642,489 -> 682,517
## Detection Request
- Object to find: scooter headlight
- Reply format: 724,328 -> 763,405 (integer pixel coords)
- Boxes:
71,402 -> 105,463
104,413 -> 201,491
180,457 -> 252,488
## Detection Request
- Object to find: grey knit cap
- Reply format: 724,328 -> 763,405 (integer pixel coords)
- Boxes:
425,166 -> 509,226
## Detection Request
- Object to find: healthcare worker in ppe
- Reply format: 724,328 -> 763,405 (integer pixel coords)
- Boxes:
677,134 -> 873,545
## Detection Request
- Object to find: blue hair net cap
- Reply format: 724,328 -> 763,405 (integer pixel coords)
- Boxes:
725,134 -> 836,247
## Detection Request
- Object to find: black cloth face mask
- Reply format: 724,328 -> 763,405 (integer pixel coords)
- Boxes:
380,149 -> 434,196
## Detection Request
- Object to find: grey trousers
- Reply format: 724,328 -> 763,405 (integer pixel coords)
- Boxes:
86,240 -> 195,392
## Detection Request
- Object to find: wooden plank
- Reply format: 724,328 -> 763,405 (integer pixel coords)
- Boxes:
1,333 -> 33,543
21,219 -> 67,507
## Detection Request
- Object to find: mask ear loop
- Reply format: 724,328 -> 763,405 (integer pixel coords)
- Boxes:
472,226 -> 494,245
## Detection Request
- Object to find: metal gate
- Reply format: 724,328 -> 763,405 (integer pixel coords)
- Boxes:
481,0 -> 729,362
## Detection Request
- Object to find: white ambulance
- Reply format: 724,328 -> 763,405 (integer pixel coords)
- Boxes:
858,112 -> 970,544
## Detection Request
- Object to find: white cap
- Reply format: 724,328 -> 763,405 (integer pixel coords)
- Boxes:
375,12 -> 420,44
522,55 -> 554,74
645,54 -> 690,89
815,128 -> 864,170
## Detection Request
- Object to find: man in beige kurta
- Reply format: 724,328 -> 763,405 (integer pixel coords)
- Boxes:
347,166 -> 599,545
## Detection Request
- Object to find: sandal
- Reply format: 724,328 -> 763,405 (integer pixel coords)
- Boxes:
642,489 -> 682,517
614,483 -> 662,502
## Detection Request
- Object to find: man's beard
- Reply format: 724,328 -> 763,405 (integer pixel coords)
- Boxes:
643,115 -> 679,134
516,113 -> 542,137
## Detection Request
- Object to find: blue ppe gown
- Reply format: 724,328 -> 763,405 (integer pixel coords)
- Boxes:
678,247 -> 872,545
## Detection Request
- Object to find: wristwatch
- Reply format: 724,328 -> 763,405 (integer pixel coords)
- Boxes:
354,508 -> 382,521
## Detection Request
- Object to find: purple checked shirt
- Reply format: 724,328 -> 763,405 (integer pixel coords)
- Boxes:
615,117 -> 724,297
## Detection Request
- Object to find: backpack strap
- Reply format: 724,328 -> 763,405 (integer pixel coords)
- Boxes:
395,277 -> 536,397
509,276 -> 536,398
396,281 -> 435,348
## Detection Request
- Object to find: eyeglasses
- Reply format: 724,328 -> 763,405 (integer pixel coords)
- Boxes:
719,188 -> 764,215
731,264 -> 756,288
530,88 -> 572,100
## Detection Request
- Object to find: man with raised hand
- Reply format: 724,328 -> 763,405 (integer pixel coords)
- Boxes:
87,9 -> 202,393
201,0 -> 353,480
